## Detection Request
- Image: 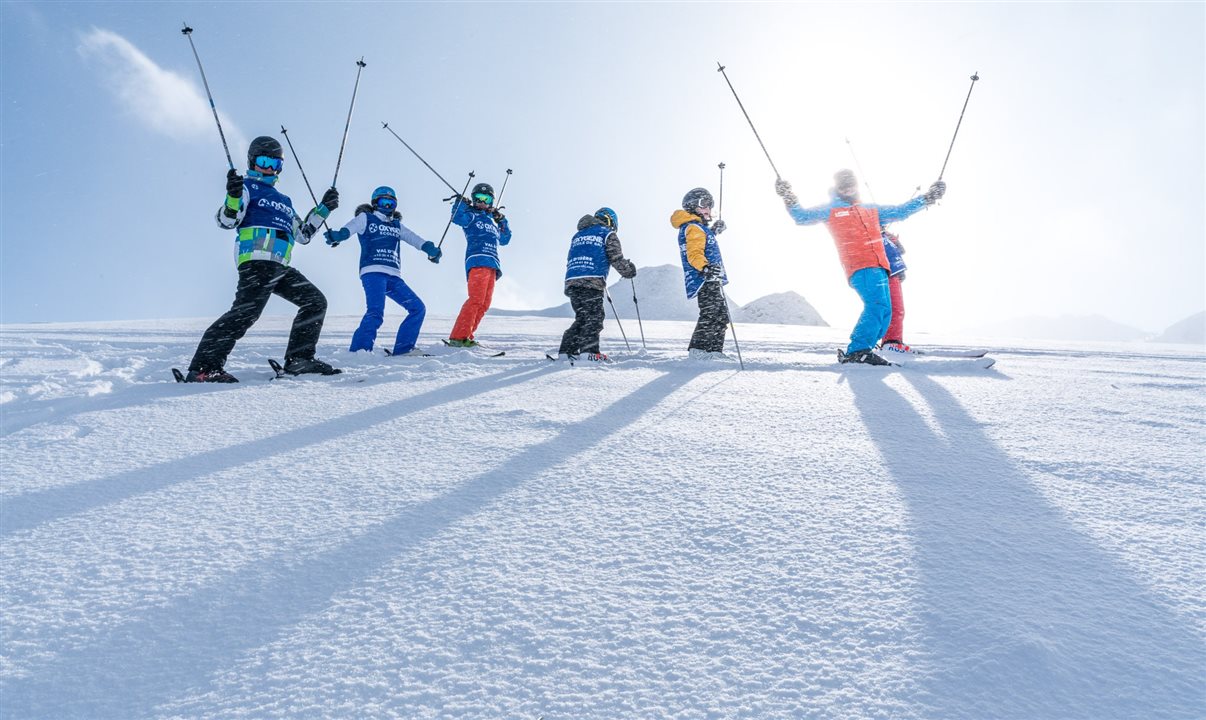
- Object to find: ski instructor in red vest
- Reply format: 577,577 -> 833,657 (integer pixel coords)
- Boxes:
774,170 -> 945,366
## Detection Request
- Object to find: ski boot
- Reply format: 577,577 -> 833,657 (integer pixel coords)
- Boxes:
282,357 -> 342,376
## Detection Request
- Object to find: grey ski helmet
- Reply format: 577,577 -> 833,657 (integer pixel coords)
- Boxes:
682,187 -> 714,212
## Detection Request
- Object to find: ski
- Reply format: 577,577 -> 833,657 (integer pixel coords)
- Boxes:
882,346 -> 995,369
441,339 -> 504,357
171,368 -> 185,382
914,348 -> 989,358
268,358 -> 287,379
383,348 -> 432,357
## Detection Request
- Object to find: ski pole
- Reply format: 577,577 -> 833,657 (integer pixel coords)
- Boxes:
381,122 -> 461,196
717,62 -> 781,180
938,72 -> 980,181
843,137 -> 878,204
494,168 -> 513,208
605,288 -> 632,353
712,158 -> 742,368
331,57 -> 367,190
280,125 -> 331,233
431,171 -> 475,262
720,287 -> 744,371
717,162 -> 726,220
630,278 -> 647,350
180,23 -> 233,170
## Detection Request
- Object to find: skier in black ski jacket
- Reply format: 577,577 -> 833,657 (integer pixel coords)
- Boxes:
555,207 -> 636,362
183,136 -> 341,382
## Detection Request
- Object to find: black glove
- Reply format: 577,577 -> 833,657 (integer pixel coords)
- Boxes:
491,209 -> 506,225
226,169 -> 244,197
618,260 -> 636,279
701,264 -> 723,280
713,219 -> 727,235
321,187 -> 340,211
923,180 -> 947,205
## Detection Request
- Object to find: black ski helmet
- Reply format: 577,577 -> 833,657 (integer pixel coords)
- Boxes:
470,182 -> 495,203
247,136 -> 283,169
682,187 -> 714,212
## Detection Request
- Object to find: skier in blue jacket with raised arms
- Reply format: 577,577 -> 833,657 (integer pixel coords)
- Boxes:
182,136 -> 340,382
324,186 -> 443,356
447,182 -> 511,347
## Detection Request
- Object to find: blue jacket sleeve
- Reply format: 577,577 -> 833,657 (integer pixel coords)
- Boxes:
498,219 -> 511,246
873,197 -> 927,223
451,198 -> 472,228
787,201 -> 833,226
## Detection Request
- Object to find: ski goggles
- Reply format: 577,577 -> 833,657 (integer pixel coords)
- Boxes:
253,155 -> 283,173
374,196 -> 397,211
693,196 -> 714,209
471,192 -> 494,205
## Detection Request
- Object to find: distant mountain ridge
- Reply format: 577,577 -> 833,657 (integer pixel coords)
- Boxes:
1153,311 -> 1205,345
492,264 -> 828,326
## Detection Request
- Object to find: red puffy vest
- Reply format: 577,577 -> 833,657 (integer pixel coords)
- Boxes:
827,204 -> 888,279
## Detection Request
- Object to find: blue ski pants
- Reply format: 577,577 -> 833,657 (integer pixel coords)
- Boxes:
350,272 -> 426,354
847,267 -> 893,354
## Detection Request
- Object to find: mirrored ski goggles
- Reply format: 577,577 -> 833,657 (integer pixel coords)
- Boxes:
253,155 -> 283,172
374,196 -> 397,211
471,192 -> 494,205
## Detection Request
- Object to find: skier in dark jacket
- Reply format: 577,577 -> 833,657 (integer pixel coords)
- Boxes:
672,187 -> 732,360
184,136 -> 340,382
555,207 -> 637,362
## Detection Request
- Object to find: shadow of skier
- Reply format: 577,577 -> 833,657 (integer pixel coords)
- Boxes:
847,371 -> 1205,719
1,363 -> 550,536
1,369 -> 693,718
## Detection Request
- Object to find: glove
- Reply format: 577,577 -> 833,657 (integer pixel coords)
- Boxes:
618,260 -> 636,279
491,209 -> 506,225
421,240 -> 442,263
324,228 -> 350,247
775,178 -> 798,208
923,180 -> 947,205
713,219 -> 727,235
321,187 -> 340,212
701,264 -> 723,280
226,169 -> 244,197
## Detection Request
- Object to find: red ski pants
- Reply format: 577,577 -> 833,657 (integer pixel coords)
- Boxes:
883,273 -> 905,343
450,266 -> 496,340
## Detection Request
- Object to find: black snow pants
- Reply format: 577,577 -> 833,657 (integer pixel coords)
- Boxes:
189,260 -> 328,372
558,286 -> 606,356
689,280 -> 729,353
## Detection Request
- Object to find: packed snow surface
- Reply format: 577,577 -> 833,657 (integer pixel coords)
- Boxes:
1,315 -> 1203,719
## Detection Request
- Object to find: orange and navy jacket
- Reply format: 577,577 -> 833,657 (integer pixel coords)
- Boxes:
671,209 -> 727,299
786,193 -> 926,279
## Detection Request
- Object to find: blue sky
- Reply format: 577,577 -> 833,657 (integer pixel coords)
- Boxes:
1,1 -> 1203,333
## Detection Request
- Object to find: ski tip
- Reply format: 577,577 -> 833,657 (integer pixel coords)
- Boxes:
171,368 -> 185,383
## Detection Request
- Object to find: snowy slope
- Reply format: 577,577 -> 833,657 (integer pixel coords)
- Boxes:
2,315 -> 1204,719
963,314 -> 1149,342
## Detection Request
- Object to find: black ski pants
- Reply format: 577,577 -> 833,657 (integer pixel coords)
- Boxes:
189,260 -> 327,372
689,280 -> 729,353
558,286 -> 606,355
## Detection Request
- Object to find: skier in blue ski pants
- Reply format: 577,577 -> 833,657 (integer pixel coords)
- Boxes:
351,274 -> 426,354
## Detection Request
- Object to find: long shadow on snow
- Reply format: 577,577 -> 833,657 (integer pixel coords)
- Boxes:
847,371 -> 1205,719
1,369 -> 691,718
1,363 -> 548,536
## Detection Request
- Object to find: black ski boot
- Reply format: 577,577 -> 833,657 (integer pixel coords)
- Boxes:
282,357 -> 342,376
838,349 -> 891,366
184,368 -> 239,383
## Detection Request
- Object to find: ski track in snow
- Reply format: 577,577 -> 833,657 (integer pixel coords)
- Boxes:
1,315 -> 1204,719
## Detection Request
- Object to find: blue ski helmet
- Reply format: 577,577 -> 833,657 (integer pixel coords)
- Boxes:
371,186 -> 397,212
594,207 -> 618,231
